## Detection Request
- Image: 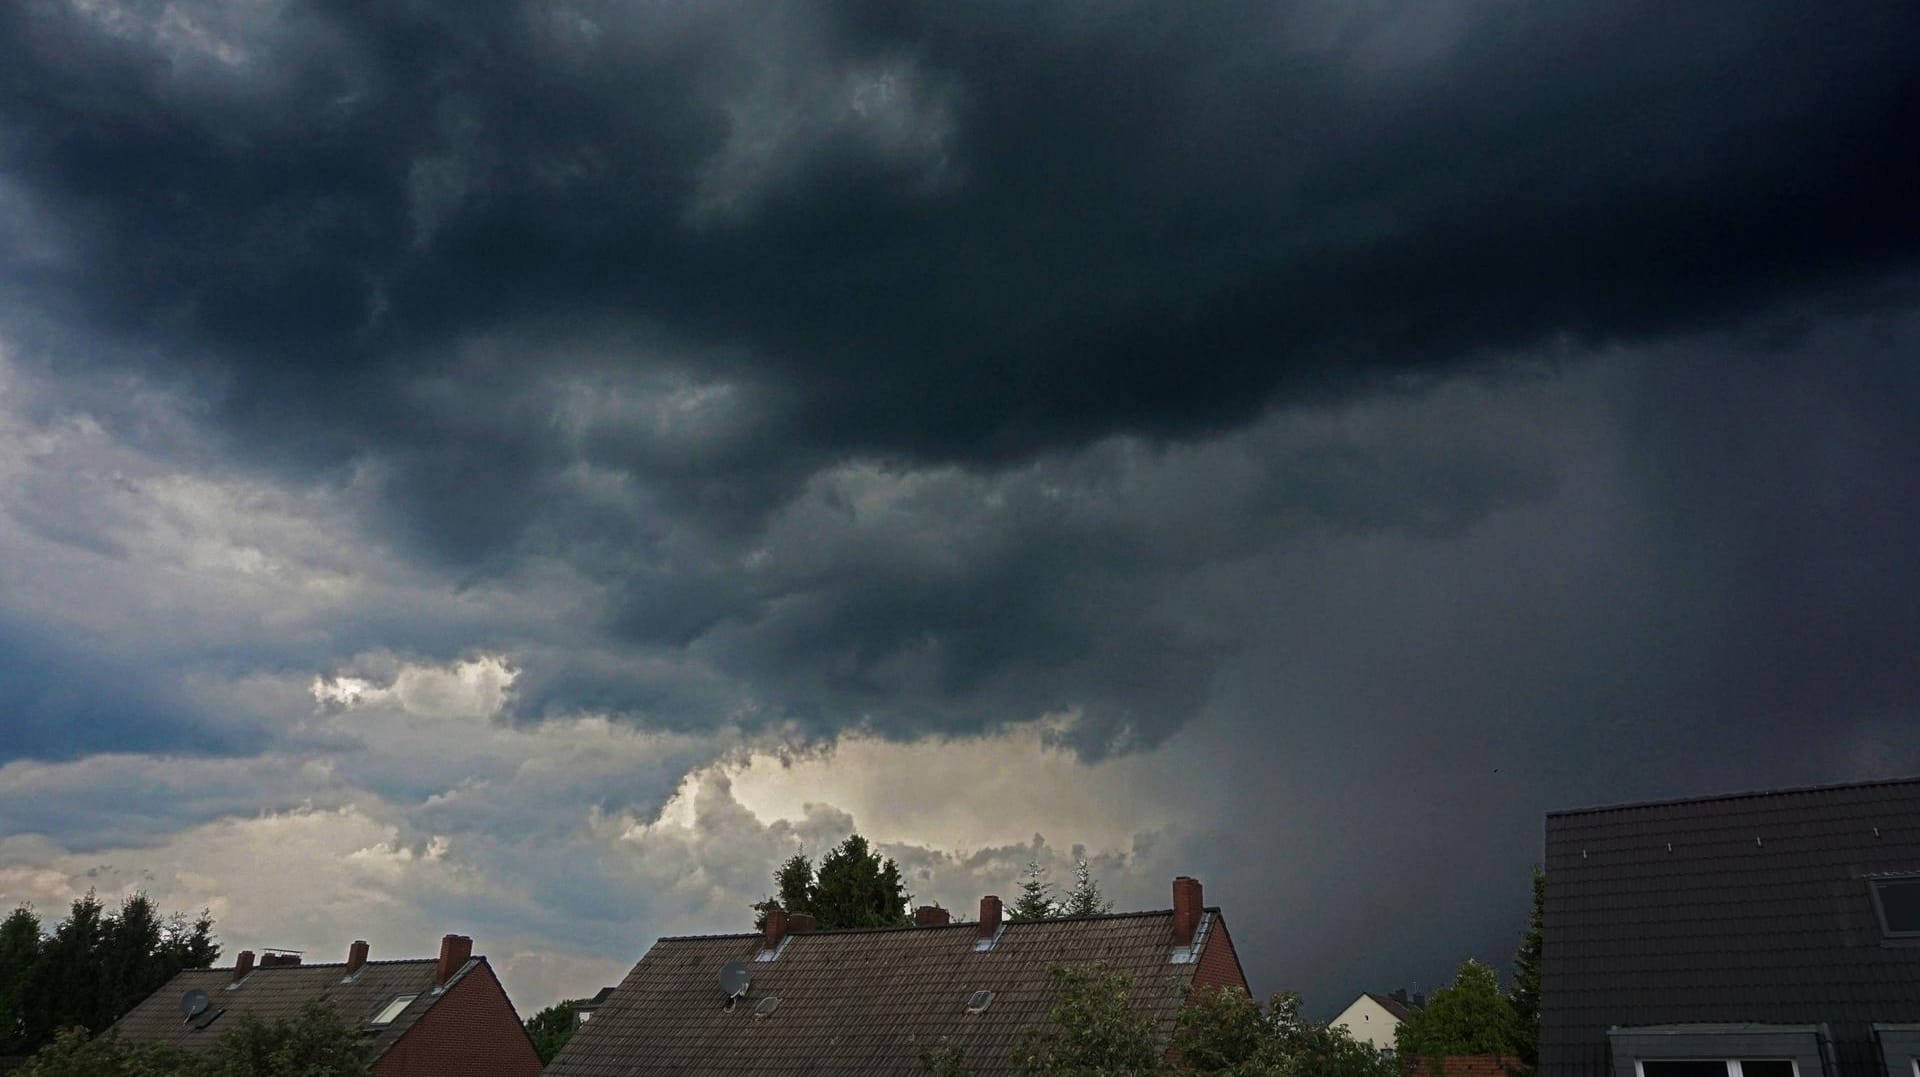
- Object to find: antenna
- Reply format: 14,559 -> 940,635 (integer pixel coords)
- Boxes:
180,989 -> 210,1021
720,961 -> 751,1000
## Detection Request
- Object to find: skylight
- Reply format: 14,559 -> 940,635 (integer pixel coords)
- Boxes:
966,990 -> 992,1014
370,994 -> 417,1026
1872,877 -> 1920,937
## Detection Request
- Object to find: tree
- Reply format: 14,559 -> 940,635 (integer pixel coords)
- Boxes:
0,905 -> 43,1053
12,1026 -> 203,1077
1012,964 -> 1163,1077
204,1002 -> 370,1076
526,998 -> 595,1064
1059,859 -> 1112,918
1509,869 -> 1544,1068
810,835 -> 912,929
919,1043 -> 972,1077
1011,860 -> 1059,921
1172,988 -> 1397,1077
1394,960 -> 1525,1061
774,852 -> 817,916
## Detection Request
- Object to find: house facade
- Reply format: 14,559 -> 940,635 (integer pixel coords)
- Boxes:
547,875 -> 1249,1077
1331,990 -> 1419,1052
1540,777 -> 1920,1077
109,933 -> 543,1077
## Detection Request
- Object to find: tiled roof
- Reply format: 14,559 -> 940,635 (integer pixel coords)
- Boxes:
1367,992 -> 1416,1022
546,909 -> 1226,1077
108,956 -> 478,1061
1540,776 -> 1920,1077
1404,1055 -> 1524,1077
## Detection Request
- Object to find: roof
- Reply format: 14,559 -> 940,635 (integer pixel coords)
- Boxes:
109,956 -> 481,1061
1366,991 -> 1416,1022
1405,1056 -> 1525,1077
1539,775 -> 1920,1077
546,908 -> 1231,1077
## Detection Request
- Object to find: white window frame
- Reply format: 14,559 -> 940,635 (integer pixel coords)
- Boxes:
369,994 -> 417,1026
1634,1060 -> 1801,1077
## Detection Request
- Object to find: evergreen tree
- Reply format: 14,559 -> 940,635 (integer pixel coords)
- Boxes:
1509,868 -> 1544,1068
775,852 -> 817,916
1060,859 -> 1112,918
1010,860 -> 1058,921
526,998 -> 595,1064
810,835 -> 911,929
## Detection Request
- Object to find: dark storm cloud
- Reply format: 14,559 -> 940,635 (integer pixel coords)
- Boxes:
3,0 -> 1919,752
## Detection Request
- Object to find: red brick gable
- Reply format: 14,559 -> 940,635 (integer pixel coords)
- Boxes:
374,960 -> 542,1077
1191,915 -> 1249,996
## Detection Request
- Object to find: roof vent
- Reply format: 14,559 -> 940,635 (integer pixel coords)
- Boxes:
753,996 -> 780,1018
966,989 -> 992,1014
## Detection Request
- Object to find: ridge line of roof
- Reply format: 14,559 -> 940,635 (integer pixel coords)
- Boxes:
198,957 -> 445,972
1547,774 -> 1920,818
654,906 -> 1212,942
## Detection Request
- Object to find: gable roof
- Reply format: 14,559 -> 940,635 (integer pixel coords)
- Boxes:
1540,775 -> 1920,1077
109,955 -> 481,1061
546,908 -> 1233,1077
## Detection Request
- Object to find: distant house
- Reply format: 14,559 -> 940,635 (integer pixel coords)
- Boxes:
110,933 -> 543,1077
546,875 -> 1248,1076
571,985 -> 617,1027
1540,776 -> 1920,1077
1332,989 -> 1422,1052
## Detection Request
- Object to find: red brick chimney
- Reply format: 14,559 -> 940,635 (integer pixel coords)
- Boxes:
978,895 -> 1003,939
436,934 -> 472,985
346,940 -> 369,974
231,950 -> 255,982
1172,876 -> 1204,947
916,905 -> 951,926
788,912 -> 817,933
763,907 -> 789,950
259,952 -> 302,968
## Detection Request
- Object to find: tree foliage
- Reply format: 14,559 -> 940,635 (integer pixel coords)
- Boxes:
1174,988 -> 1398,1077
753,835 -> 910,930
1059,859 -> 1113,918
1013,963 -> 1163,1077
15,1004 -> 367,1077
1394,960 -> 1525,1061
1509,869 -> 1544,1068
919,1043 -> 972,1077
1010,860 -> 1059,922
526,997 -> 596,1064
0,892 -> 219,1056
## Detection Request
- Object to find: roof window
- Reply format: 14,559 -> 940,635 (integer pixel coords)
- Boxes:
1872,877 -> 1920,937
966,990 -> 992,1014
370,994 -> 417,1026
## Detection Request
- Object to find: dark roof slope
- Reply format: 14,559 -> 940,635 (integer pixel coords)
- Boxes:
1540,776 -> 1920,1077
1366,991 -> 1416,1022
546,908 -> 1228,1077
109,956 -> 479,1061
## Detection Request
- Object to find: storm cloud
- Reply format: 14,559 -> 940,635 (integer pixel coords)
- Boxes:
2,0 -> 1918,1016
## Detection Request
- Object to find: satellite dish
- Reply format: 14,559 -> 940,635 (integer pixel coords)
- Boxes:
180,989 -> 210,1020
720,961 -> 751,999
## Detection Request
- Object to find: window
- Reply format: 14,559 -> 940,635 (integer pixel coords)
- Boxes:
369,994 -> 417,1026
1638,1061 -> 1797,1077
753,996 -> 780,1017
966,990 -> 992,1014
1872,877 -> 1920,936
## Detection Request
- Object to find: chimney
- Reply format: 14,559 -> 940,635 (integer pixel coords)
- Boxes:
978,895 -> 1002,939
436,934 -> 473,985
762,907 -> 789,950
231,950 -> 255,982
787,912 -> 817,934
346,940 -> 369,974
916,906 -> 951,927
259,952 -> 302,968
1173,876 -> 1204,947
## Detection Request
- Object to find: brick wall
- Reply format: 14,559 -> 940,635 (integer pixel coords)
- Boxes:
373,960 -> 543,1077
1405,1055 -> 1527,1077
1192,915 -> 1250,996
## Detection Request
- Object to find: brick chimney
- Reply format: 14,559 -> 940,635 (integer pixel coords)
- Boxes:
231,950 -> 255,982
763,907 -> 789,950
436,934 -> 473,985
978,895 -> 1002,939
916,906 -> 951,927
787,912 -> 817,934
346,940 -> 369,974
1172,876 -> 1204,947
259,952 -> 302,968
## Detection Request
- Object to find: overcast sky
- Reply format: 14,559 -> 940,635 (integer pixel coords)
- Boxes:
2,0 -> 1918,1018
